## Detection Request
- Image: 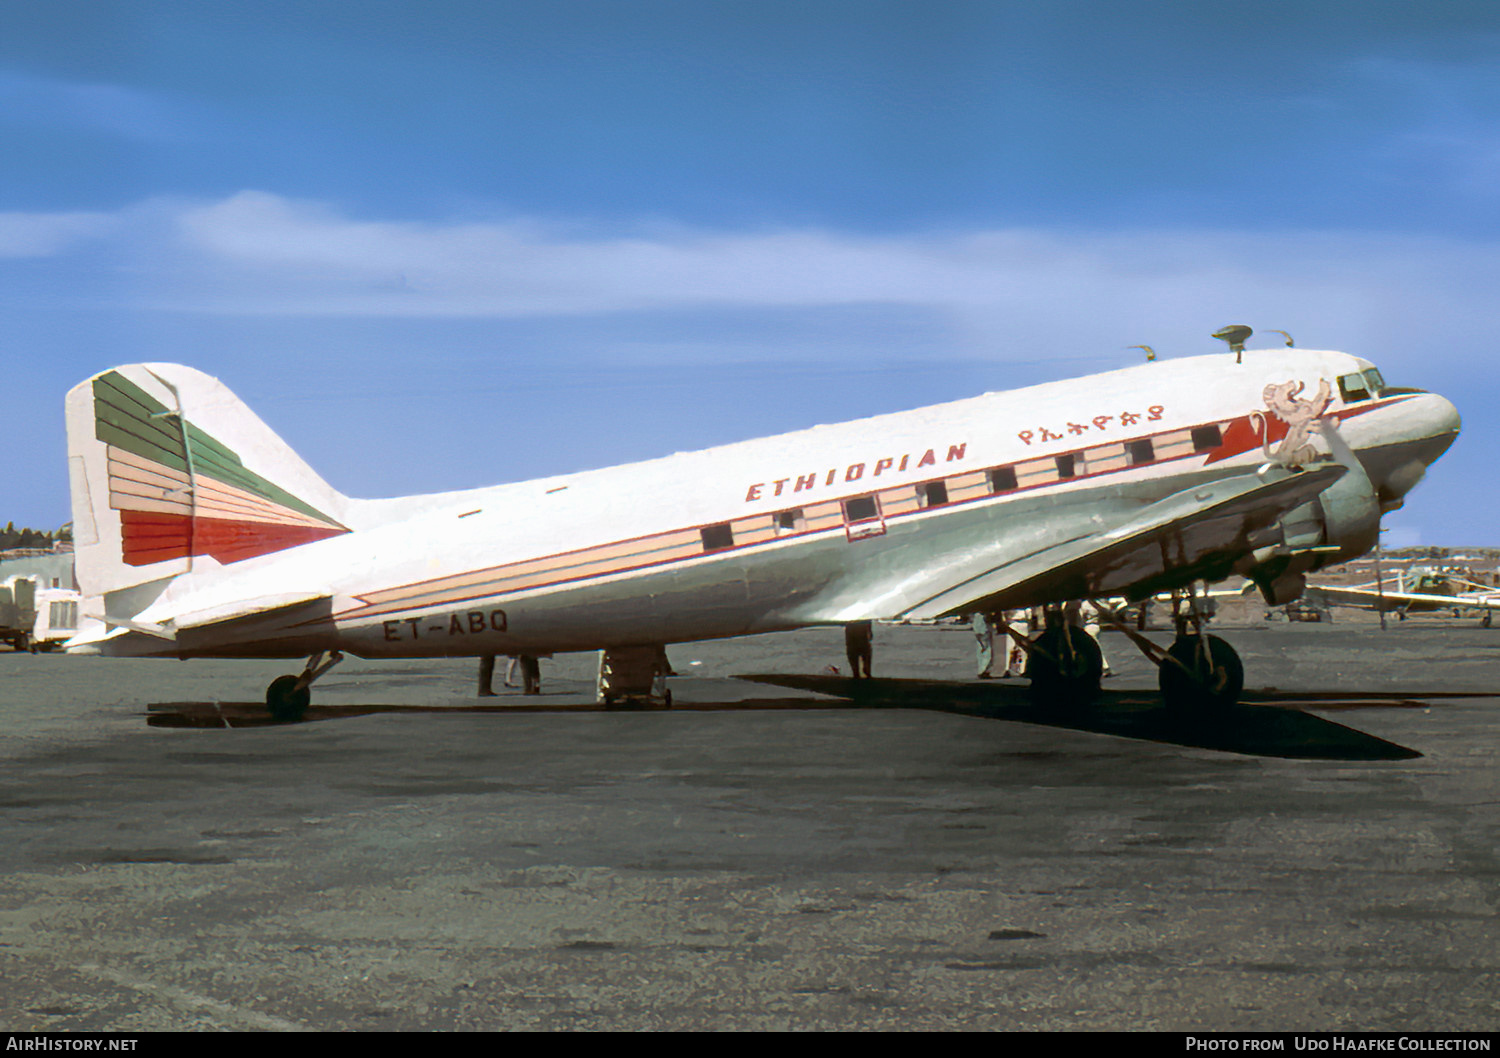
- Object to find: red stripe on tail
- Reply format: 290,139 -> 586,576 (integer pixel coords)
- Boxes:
120,511 -> 347,566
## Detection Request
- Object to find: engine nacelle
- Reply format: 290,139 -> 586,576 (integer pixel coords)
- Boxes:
1241,431 -> 1382,603
1307,457 -> 1381,563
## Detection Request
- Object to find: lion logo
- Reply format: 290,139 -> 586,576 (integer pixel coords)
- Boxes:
1252,379 -> 1331,467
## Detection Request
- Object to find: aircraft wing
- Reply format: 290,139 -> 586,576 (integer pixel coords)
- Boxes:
807,464 -> 1347,623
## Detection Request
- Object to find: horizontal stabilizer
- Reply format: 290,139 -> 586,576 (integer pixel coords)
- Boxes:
70,591 -> 334,654
83,614 -> 175,641
163,590 -> 335,631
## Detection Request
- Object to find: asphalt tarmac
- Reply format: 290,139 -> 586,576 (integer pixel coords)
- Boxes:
0,616 -> 1497,1031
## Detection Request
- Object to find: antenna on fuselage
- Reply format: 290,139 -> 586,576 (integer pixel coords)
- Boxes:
1130,345 -> 1156,361
1267,329 -> 1295,347
1212,324 -> 1254,364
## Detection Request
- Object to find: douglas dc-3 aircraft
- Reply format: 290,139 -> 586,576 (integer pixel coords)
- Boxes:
63,327 -> 1460,719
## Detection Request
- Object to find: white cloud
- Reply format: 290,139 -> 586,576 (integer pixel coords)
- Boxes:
169,192 -> 979,314
9,190 -> 1500,375
157,192 -> 1500,374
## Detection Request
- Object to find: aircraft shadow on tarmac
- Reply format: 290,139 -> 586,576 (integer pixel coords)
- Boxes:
143,675 -> 1487,760
144,699 -> 662,730
736,674 -> 1464,761
143,695 -> 881,731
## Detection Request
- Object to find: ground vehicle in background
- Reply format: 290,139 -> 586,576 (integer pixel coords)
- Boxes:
1,576 -> 36,651
1,576 -> 84,651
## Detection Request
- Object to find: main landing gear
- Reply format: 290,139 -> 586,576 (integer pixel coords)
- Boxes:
1156,632 -> 1244,713
265,650 -> 344,721
1000,585 -> 1245,714
995,610 -> 1104,708
1025,622 -> 1104,707
596,646 -> 673,709
1103,586 -> 1244,713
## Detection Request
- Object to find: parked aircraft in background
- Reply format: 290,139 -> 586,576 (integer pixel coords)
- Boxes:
1305,568 -> 1500,626
63,328 -> 1460,718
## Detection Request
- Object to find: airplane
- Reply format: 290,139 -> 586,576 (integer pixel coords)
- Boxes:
61,327 -> 1461,719
1303,567 -> 1500,626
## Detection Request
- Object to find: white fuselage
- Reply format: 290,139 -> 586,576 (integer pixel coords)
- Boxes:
100,349 -> 1461,659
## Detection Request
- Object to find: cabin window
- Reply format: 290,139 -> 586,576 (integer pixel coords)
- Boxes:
988,465 -> 1018,493
843,495 -> 879,523
1126,439 -> 1155,466
1338,372 -> 1371,403
700,523 -> 734,552
917,481 -> 949,508
775,508 -> 802,533
1191,424 -> 1222,452
1056,453 -> 1079,479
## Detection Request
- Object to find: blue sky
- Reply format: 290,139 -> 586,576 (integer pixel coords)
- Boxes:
3,0 -> 1498,546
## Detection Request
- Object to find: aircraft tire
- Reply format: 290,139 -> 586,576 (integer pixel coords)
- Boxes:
1025,626 -> 1103,708
266,675 -> 310,722
1159,634 -> 1243,713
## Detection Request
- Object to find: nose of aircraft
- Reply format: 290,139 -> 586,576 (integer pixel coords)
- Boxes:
1371,391 -> 1461,512
1417,391 -> 1462,465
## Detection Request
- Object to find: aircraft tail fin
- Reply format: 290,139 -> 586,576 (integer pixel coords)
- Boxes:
65,364 -> 352,603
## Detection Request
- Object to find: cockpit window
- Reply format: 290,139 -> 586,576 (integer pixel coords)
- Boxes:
1337,372 -> 1370,403
1362,368 -> 1385,397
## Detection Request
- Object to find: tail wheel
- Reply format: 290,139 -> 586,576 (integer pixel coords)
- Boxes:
1159,634 -> 1243,713
265,674 -> 311,722
1025,625 -> 1103,708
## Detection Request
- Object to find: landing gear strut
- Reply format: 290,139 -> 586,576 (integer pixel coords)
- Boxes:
1158,632 -> 1243,713
996,609 -> 1104,708
265,650 -> 343,721
1025,623 -> 1104,707
1097,586 -> 1244,713
1158,587 -> 1243,712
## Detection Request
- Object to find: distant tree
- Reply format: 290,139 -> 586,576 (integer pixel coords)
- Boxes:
0,524 -> 55,550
